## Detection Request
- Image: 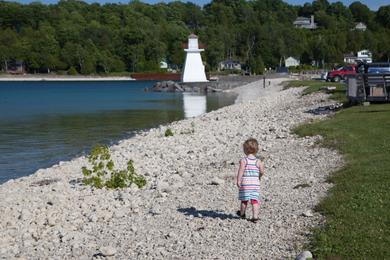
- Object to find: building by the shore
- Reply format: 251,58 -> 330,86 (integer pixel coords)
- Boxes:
219,60 -> 242,71
354,22 -> 367,31
293,15 -> 317,29
343,52 -> 356,64
285,57 -> 300,67
159,60 -> 168,69
182,34 -> 208,83
6,60 -> 25,74
343,49 -> 373,64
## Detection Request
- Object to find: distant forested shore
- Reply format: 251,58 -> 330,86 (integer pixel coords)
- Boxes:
0,0 -> 389,75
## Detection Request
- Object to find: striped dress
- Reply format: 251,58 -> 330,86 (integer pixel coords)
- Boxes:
238,156 -> 260,201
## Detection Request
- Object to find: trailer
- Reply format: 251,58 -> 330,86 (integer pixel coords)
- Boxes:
347,62 -> 390,103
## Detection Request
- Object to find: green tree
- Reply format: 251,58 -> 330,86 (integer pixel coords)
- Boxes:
97,51 -> 125,73
0,29 -> 21,71
61,42 -> 87,72
349,1 -> 373,24
312,0 -> 330,12
22,25 -> 60,73
376,5 -> 390,29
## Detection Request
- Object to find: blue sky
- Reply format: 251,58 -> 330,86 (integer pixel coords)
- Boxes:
11,0 -> 389,11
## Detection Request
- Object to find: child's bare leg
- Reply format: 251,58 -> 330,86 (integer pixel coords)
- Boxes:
252,200 -> 259,219
240,201 -> 247,216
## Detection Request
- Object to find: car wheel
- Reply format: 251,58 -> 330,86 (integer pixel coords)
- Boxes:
334,76 -> 341,82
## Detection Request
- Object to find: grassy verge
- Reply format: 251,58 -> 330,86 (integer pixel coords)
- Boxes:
285,80 -> 346,103
293,84 -> 390,258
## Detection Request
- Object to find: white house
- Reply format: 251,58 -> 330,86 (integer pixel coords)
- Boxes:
354,22 -> 367,31
343,52 -> 356,64
293,15 -> 317,29
181,34 -> 208,83
160,60 -> 168,69
219,60 -> 241,71
357,50 -> 372,63
343,50 -> 373,64
285,57 -> 300,67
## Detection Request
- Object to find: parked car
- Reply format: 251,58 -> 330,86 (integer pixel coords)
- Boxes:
356,62 -> 390,74
326,65 -> 357,82
347,62 -> 390,103
367,63 -> 390,74
320,71 -> 328,80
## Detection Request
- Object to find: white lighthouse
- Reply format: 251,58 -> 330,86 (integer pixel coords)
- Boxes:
182,34 -> 208,83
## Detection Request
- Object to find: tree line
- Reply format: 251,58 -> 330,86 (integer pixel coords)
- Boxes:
0,0 -> 389,74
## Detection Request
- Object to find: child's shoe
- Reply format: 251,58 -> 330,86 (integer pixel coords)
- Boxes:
236,210 -> 246,219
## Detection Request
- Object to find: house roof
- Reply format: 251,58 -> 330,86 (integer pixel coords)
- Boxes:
293,17 -> 311,25
355,22 -> 367,27
295,17 -> 310,21
221,60 -> 240,64
286,57 -> 299,61
344,53 -> 355,58
188,33 -> 198,39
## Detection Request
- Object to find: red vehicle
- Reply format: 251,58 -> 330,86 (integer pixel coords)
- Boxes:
326,65 -> 357,82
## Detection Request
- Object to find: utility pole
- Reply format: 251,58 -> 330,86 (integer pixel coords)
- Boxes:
263,75 -> 266,88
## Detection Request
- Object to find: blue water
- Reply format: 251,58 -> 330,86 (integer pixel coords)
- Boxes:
0,81 -> 235,183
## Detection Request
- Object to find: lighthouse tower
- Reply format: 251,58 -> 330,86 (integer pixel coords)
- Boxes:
182,34 -> 208,83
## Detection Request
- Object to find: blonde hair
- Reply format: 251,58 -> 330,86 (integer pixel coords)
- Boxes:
243,138 -> 259,155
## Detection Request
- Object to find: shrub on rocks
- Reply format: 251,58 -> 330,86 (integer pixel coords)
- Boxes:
81,144 -> 146,189
164,128 -> 174,137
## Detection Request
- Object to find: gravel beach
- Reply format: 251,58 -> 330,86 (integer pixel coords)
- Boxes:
0,77 -> 343,259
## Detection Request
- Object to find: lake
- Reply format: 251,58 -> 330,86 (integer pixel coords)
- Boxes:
0,81 -> 236,183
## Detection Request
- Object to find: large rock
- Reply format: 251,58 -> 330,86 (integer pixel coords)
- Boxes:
210,177 -> 224,185
302,210 -> 314,217
99,246 -> 117,257
150,81 -> 184,92
295,251 -> 313,260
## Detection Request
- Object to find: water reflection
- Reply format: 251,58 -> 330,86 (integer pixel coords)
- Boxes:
183,92 -> 237,118
183,93 -> 207,118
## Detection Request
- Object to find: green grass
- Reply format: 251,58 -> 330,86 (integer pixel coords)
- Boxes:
285,80 -> 347,103
294,104 -> 390,259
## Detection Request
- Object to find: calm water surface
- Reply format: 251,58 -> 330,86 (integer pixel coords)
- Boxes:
0,81 -> 236,183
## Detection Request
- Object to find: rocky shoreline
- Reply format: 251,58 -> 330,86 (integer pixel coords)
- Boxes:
0,78 -> 343,259
148,75 -> 271,93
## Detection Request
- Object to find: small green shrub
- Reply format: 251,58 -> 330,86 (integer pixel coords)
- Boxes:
164,128 -> 174,137
68,66 -> 78,75
81,144 -> 146,189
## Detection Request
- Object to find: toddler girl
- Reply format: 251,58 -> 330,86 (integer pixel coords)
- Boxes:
236,138 -> 265,222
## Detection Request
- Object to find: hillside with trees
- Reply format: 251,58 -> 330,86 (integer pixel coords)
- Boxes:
0,0 -> 389,74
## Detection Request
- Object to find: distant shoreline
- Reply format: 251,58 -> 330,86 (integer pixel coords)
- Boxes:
0,75 -> 135,81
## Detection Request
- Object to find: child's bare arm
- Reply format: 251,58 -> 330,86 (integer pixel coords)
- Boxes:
257,160 -> 265,176
236,159 -> 245,188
